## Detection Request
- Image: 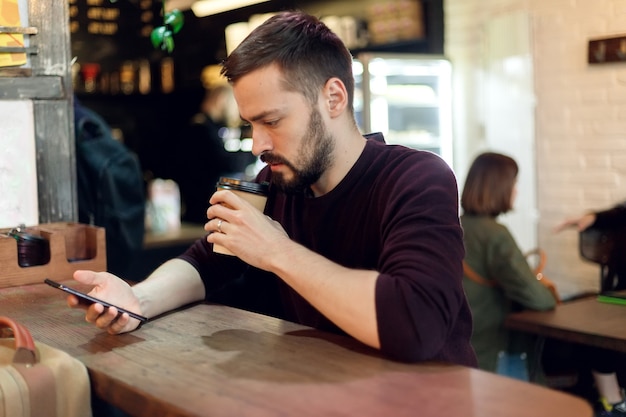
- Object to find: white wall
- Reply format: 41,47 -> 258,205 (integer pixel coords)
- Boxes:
483,11 -> 537,254
1,0 -> 37,228
447,0 -> 626,297
0,100 -> 38,228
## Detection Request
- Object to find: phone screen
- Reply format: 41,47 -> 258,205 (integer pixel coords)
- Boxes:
44,278 -> 147,322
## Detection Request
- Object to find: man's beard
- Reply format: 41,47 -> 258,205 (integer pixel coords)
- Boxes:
261,107 -> 334,194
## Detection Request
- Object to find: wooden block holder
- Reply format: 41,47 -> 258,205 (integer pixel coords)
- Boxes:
0,222 -> 106,288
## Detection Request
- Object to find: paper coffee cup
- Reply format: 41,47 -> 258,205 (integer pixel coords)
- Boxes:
213,177 -> 269,256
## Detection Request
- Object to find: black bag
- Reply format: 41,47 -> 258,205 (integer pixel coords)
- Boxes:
580,226 -> 615,265
74,100 -> 145,276
580,226 -> 625,291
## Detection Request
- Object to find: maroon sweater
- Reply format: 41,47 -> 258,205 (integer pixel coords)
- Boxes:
179,136 -> 476,366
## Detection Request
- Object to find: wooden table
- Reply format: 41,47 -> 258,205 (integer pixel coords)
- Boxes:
506,296 -> 626,353
143,222 -> 207,249
1,282 -> 593,417
127,223 -> 207,280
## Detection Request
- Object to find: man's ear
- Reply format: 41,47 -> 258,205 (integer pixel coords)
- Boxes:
323,77 -> 348,117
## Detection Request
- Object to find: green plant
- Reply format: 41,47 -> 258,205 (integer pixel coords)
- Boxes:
150,7 -> 184,53
109,0 -> 184,53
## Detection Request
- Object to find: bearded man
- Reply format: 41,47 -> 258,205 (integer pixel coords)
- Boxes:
67,11 -> 476,366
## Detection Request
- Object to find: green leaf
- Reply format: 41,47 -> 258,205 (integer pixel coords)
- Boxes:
150,26 -> 167,49
164,9 -> 184,34
163,34 -> 175,53
113,1 -> 182,52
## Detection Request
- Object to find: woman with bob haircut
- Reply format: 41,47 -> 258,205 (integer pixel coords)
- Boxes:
460,152 -> 557,381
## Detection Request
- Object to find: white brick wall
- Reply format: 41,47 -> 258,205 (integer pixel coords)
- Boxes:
0,101 -> 38,229
447,0 -> 626,297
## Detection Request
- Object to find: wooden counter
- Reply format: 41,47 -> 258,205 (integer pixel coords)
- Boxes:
506,296 -> 626,353
143,222 -> 207,250
1,282 -> 593,417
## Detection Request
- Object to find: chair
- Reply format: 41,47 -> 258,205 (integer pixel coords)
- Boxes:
579,226 -> 617,292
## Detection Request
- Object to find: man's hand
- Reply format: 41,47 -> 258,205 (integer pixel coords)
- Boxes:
206,189 -> 290,270
69,270 -> 144,334
554,213 -> 596,233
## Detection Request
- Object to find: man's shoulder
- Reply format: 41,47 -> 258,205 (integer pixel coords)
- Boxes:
364,140 -> 453,183
365,137 -> 447,164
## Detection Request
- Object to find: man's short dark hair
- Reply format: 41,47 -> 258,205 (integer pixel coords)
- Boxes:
220,11 -> 355,114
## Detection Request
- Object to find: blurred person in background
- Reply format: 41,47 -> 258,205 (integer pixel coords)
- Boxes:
460,152 -> 557,381
556,203 -> 626,416
172,84 -> 241,224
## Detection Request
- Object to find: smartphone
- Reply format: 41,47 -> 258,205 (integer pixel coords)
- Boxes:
44,278 -> 148,323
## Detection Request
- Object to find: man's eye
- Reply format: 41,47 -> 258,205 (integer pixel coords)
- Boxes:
265,119 -> 279,127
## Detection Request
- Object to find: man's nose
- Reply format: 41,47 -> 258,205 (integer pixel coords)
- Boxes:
251,129 -> 273,156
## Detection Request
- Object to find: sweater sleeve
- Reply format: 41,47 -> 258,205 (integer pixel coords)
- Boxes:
488,226 -> 556,311
374,153 -> 472,363
594,204 -> 626,229
178,236 -> 249,296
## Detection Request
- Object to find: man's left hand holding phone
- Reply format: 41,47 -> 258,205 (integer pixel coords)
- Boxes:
45,270 -> 147,334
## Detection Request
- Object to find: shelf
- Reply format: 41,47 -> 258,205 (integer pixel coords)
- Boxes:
351,38 -> 430,55
0,75 -> 65,99
0,222 -> 106,288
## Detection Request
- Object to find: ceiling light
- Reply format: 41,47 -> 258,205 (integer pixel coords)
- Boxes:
191,0 -> 271,17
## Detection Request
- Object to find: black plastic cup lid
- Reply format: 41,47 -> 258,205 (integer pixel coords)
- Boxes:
216,177 -> 269,196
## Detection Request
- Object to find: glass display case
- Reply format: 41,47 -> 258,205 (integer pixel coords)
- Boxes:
353,53 -> 452,166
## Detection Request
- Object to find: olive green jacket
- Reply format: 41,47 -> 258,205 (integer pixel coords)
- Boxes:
461,214 -> 556,373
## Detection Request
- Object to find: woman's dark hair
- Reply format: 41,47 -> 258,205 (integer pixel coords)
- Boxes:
220,11 -> 355,114
461,152 -> 519,216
